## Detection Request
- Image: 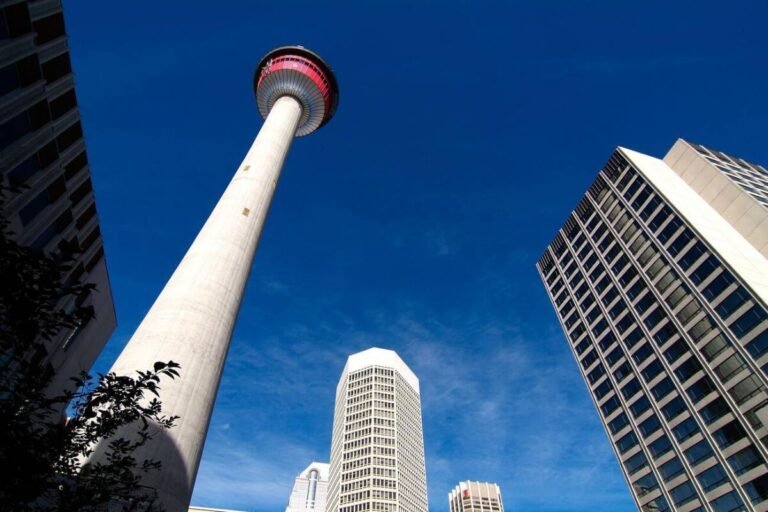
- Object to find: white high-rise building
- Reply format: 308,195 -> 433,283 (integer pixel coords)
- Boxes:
327,348 -> 428,512
287,462 -> 330,512
448,481 -> 504,512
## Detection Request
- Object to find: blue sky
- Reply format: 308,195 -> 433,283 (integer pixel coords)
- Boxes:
63,2 -> 768,511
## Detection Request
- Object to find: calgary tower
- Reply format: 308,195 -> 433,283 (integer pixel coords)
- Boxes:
102,46 -> 339,511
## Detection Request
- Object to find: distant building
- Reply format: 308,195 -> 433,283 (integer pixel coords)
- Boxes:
327,348 -> 428,512
0,0 -> 116,392
537,139 -> 768,510
448,482 -> 504,512
286,462 -> 330,512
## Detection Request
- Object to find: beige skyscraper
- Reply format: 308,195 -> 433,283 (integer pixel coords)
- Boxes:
538,140 -> 768,511
327,348 -> 428,512
448,482 -> 504,512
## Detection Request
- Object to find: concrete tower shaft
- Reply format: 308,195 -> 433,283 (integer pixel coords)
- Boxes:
96,47 -> 338,512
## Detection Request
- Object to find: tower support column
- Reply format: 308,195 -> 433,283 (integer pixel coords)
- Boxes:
105,95 -> 302,512
92,45 -> 339,512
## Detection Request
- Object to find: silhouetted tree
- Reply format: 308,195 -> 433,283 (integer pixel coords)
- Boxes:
0,185 -> 180,511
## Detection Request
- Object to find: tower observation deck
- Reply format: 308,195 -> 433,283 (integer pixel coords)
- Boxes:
94,46 -> 338,512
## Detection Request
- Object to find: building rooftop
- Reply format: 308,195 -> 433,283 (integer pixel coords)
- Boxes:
342,347 -> 419,393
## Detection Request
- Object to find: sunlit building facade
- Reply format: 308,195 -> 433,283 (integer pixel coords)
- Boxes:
327,348 -> 428,512
287,462 -> 330,512
537,139 -> 768,511
448,481 -> 503,512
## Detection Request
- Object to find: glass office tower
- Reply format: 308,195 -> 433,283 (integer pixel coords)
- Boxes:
537,140 -> 768,511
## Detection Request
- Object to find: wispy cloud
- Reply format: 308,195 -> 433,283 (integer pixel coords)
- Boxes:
191,298 -> 632,512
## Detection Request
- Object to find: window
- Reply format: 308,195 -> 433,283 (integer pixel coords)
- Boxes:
632,343 -> 654,365
729,375 -> 765,405
649,434 -> 672,458
686,376 -> 716,403
601,287 -> 618,307
696,464 -> 728,493
716,286 -> 751,319
18,190 -> 49,225
630,396 -> 651,418
653,322 -> 677,346
703,271 -> 735,301
689,316 -> 717,343
588,364 -> 605,384
634,294 -> 655,316
33,12 -> 65,44
662,396 -> 687,421
605,346 -> 624,367
674,358 -> 702,383
646,255 -> 668,279
624,450 -> 648,475
710,491 -> 746,512
608,413 -> 629,435
684,439 -> 714,466
580,349 -> 597,369
730,306 -> 768,339
689,255 -> 720,285
744,473 -> 768,505
617,431 -> 639,454
616,315 -> 635,334
42,52 -> 72,83
57,121 -> 83,152
575,337 -> 591,355
677,300 -> 703,326
668,229 -> 694,258
632,471 -> 658,497
621,378 -> 642,400
648,206 -> 672,231
601,396 -> 621,417
673,417 -> 700,443
624,328 -> 644,350
666,283 -> 690,309
727,446 -> 764,476
658,217 -> 683,245
640,195 -> 662,221
747,331 -> 768,359
598,331 -> 617,351
585,305 -> 601,326
659,457 -> 685,482
608,299 -> 627,320
678,241 -> 706,270
641,360 -> 664,382
715,353 -> 746,383
669,481 -> 698,507
639,415 -> 661,438
643,308 -> 666,331
699,397 -> 730,425
642,496 -> 670,512
664,340 -> 688,364
594,380 -> 613,400
613,361 -> 632,383
712,420 -> 747,449
651,378 -> 675,401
